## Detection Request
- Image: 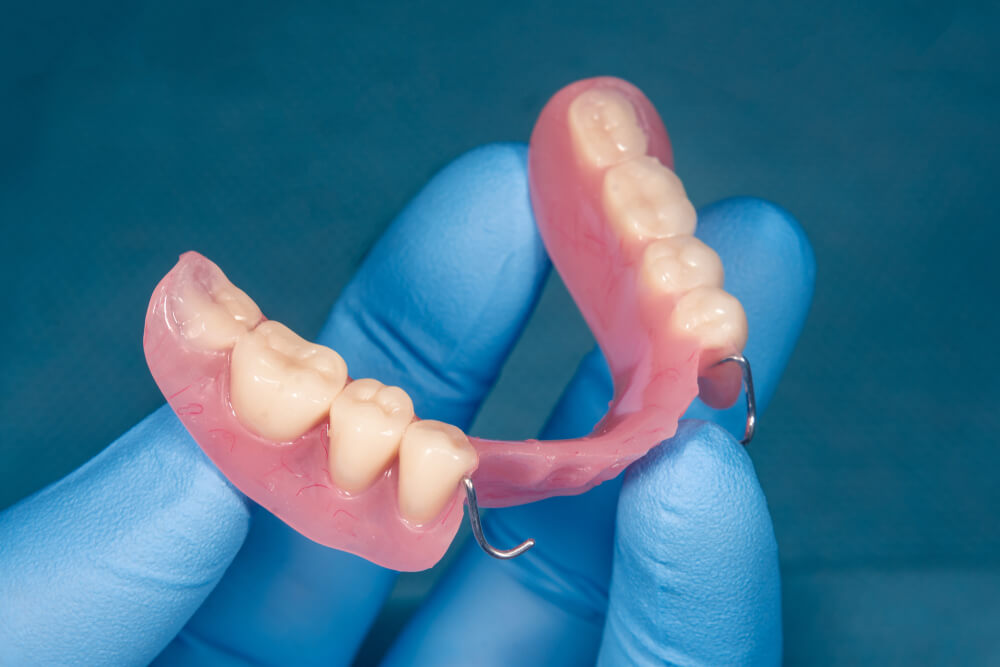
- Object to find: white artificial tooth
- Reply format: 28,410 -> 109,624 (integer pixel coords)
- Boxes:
173,275 -> 262,351
328,379 -> 415,494
603,156 -> 697,241
641,236 -> 724,295
568,89 -> 648,168
669,286 -> 748,353
397,420 -> 477,525
229,321 -> 348,442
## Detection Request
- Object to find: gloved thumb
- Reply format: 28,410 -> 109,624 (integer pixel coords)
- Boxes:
598,420 -> 782,666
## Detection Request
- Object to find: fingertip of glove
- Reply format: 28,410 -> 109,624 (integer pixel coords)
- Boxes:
605,421 -> 783,665
319,141 -> 551,425
439,141 -> 550,278
617,420 -> 775,566
699,196 -> 816,306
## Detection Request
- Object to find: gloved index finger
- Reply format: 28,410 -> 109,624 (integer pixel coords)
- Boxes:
155,142 -> 551,666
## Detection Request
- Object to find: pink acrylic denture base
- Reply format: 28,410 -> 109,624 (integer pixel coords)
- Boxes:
144,76 -> 731,571
471,77 -> 707,505
144,255 -> 467,572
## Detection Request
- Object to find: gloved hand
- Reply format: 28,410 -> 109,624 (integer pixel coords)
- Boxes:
0,143 -> 814,666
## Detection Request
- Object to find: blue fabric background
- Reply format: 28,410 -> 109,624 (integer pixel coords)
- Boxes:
2,1 -> 997,663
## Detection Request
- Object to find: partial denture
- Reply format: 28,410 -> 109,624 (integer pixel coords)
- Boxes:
143,76 -> 751,571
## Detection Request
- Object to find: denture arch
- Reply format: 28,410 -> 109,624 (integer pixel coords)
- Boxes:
143,76 -> 749,571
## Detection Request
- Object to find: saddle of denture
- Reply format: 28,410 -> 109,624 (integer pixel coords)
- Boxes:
143,76 -> 749,571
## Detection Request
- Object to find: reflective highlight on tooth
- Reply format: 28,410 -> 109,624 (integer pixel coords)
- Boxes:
173,278 -> 262,350
568,89 -> 648,168
398,420 -> 477,524
641,236 -> 724,295
229,321 -> 348,441
328,379 -> 415,494
603,156 -> 697,241
669,286 -> 748,353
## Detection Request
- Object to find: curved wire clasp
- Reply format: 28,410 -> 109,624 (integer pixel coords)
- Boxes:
710,354 -> 757,446
462,477 -> 535,559
460,356 -> 754,560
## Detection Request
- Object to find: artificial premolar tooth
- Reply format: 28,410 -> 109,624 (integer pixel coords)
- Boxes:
328,379 -> 415,494
641,236 -> 724,295
173,277 -> 262,350
229,321 -> 348,442
397,420 -> 477,525
568,89 -> 648,168
603,156 -> 697,241
669,286 -> 748,354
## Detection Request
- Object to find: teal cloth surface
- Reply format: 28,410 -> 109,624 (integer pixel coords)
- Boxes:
2,2 -> 997,663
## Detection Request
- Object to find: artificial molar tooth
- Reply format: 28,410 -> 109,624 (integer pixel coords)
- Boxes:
397,420 -> 477,525
641,236 -> 724,295
669,286 -> 748,354
229,321 -> 348,442
568,89 -> 648,168
328,379 -> 415,494
603,156 -> 697,241
173,276 -> 262,351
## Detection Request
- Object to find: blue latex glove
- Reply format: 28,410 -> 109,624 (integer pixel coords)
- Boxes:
0,143 -> 814,665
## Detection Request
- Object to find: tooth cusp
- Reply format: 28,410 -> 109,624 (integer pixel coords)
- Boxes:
328,379 -> 415,494
229,321 -> 348,442
568,89 -> 648,168
603,156 -> 697,242
173,278 -> 262,350
641,236 -> 724,295
669,286 -> 748,354
397,420 -> 477,525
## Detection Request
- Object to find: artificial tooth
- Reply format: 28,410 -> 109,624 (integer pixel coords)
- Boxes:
328,379 -> 415,494
669,286 -> 748,353
173,276 -> 262,351
568,89 -> 648,168
397,420 -> 478,525
640,236 -> 724,295
603,156 -> 697,241
229,320 -> 348,442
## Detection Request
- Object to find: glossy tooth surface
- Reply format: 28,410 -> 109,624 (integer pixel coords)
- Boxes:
173,276 -> 262,350
669,286 -> 748,353
568,89 -> 648,168
328,379 -> 415,494
641,236 -> 724,295
229,321 -> 348,441
398,420 -> 477,525
603,156 -> 697,241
